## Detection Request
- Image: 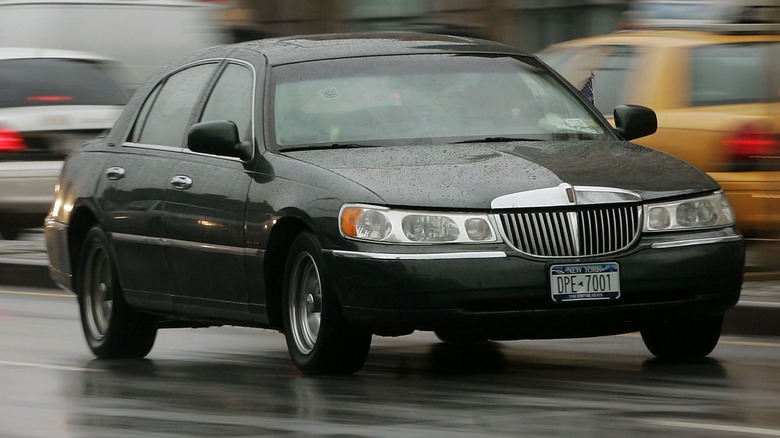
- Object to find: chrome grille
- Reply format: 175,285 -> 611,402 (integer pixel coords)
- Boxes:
497,205 -> 642,257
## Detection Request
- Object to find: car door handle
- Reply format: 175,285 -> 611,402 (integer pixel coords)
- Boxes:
170,175 -> 193,190
105,166 -> 126,180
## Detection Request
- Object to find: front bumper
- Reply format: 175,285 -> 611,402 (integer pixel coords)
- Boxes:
325,229 -> 744,338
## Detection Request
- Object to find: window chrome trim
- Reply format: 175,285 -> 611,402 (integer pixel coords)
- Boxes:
651,235 -> 742,249
188,58 -> 258,163
122,142 -> 184,153
121,57 -> 259,163
330,250 -> 507,260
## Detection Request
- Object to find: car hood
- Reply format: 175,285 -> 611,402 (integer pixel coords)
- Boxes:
284,141 -> 718,209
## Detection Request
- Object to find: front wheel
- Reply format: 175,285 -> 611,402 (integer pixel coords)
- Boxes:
640,314 -> 723,360
78,226 -> 157,359
282,232 -> 371,375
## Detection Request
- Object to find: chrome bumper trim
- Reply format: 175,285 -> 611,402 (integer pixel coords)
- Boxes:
651,235 -> 743,249
330,250 -> 507,260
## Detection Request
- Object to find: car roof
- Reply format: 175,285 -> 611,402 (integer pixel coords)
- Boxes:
230,32 -> 528,66
0,47 -> 115,61
547,29 -> 780,50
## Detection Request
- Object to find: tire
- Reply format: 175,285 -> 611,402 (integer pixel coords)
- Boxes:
282,232 -> 371,375
640,314 -> 723,360
78,226 -> 157,359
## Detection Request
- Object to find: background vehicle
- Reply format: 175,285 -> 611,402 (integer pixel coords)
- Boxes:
619,0 -> 780,30
0,48 -> 127,239
0,0 -> 229,88
539,23 -> 780,238
45,33 -> 743,375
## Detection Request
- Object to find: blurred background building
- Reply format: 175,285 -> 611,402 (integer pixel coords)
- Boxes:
216,0 -> 632,52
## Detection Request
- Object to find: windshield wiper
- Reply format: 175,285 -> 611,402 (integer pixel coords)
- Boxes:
454,136 -> 542,144
279,143 -> 373,152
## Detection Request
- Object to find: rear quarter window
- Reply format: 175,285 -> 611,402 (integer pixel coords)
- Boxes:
0,58 -> 128,108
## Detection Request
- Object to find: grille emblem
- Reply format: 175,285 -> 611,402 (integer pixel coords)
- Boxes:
566,187 -> 576,204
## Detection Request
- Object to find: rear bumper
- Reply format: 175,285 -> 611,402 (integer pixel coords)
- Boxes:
324,230 -> 744,338
0,161 -> 61,227
43,217 -> 71,291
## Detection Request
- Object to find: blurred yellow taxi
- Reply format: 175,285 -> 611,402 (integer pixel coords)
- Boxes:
539,26 -> 780,237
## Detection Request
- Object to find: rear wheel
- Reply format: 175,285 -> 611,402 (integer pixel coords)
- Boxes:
640,314 -> 723,360
282,232 -> 371,374
78,226 -> 157,358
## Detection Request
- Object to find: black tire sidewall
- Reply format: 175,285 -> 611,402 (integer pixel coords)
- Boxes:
77,226 -> 156,358
77,227 -> 116,355
282,232 -> 370,374
641,314 -> 723,359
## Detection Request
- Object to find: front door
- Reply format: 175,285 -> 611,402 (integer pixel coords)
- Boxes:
162,62 -> 257,320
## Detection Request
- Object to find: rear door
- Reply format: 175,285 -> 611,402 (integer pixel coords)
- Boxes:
97,61 -> 220,308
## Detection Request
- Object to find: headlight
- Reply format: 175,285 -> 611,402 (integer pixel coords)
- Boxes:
643,192 -> 735,232
339,204 -> 499,244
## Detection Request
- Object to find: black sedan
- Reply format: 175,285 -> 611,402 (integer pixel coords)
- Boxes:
44,33 -> 744,374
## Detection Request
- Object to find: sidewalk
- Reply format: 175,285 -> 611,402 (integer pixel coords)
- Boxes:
1,230 -> 778,336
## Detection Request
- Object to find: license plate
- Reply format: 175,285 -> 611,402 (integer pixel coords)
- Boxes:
549,262 -> 620,302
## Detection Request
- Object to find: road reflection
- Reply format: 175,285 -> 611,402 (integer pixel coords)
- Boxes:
59,338 -> 771,438
1,284 -> 777,438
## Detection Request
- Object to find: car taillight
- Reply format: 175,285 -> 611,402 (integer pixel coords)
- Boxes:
723,125 -> 780,170
0,128 -> 27,151
26,95 -> 74,102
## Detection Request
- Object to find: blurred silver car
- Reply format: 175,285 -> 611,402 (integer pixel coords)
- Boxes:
0,48 -> 127,239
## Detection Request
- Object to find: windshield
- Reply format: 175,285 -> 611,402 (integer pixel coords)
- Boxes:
270,54 -> 609,150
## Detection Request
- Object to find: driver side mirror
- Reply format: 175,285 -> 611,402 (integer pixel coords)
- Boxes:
613,105 -> 657,141
187,120 -> 253,161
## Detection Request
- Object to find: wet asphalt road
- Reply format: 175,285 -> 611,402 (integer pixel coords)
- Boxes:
2,284 -> 780,437
2,231 -> 780,437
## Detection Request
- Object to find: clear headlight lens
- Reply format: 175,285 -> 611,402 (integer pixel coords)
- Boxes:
644,192 -> 735,232
340,204 -> 498,244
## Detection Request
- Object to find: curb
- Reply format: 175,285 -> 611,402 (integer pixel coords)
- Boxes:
723,301 -> 780,337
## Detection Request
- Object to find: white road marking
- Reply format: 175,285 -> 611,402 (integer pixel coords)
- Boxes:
0,360 -> 101,373
643,419 -> 780,437
0,289 -> 72,298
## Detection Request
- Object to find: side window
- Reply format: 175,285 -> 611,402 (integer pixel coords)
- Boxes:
591,46 -> 638,116
199,63 -> 254,144
774,43 -> 780,103
690,43 -> 770,106
541,45 -> 639,116
537,47 -> 578,72
128,84 -> 161,143
134,63 -> 218,147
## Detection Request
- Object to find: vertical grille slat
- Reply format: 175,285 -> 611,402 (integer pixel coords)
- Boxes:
497,204 -> 641,258
557,213 -> 574,256
550,212 -> 567,257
